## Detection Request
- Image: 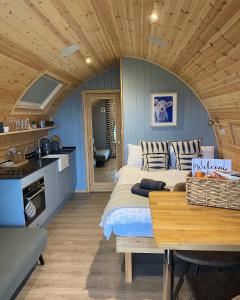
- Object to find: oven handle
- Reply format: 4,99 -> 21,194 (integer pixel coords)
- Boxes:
25,187 -> 45,201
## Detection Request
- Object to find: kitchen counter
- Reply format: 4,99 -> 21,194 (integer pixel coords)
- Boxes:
0,157 -> 58,179
0,147 -> 76,179
0,147 -> 76,228
57,147 -> 76,154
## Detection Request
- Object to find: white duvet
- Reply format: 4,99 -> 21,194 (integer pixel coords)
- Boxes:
116,166 -> 189,190
100,166 -> 189,238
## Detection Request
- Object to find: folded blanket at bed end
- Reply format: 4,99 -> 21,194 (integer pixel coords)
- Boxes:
99,221 -> 153,239
99,221 -> 112,240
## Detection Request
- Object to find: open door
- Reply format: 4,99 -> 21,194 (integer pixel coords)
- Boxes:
83,90 -> 122,192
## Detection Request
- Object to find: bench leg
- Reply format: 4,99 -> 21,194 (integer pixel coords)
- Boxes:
39,255 -> 45,265
125,253 -> 133,283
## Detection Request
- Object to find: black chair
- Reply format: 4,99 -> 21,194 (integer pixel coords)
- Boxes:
174,250 -> 240,300
180,271 -> 240,300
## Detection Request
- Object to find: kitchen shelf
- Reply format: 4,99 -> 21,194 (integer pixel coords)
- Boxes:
0,126 -> 59,136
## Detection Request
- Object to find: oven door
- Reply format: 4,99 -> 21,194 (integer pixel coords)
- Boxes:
23,180 -> 46,226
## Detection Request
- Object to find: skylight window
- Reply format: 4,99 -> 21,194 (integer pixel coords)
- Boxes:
16,74 -> 63,110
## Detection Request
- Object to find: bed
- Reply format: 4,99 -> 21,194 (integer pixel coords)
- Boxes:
99,165 -> 189,282
100,166 -> 189,238
99,142 -> 215,282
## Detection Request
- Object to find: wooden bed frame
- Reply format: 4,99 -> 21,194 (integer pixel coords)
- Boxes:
116,236 -> 164,283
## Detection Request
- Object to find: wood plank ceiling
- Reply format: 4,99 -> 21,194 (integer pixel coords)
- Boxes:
0,0 -> 239,165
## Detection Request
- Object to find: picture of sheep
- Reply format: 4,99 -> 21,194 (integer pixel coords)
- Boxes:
154,98 -> 172,122
151,93 -> 177,126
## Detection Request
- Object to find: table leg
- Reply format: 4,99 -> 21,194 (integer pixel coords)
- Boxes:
162,250 -> 173,300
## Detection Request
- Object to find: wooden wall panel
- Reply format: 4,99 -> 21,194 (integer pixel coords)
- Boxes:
0,0 -> 239,168
0,130 -> 50,162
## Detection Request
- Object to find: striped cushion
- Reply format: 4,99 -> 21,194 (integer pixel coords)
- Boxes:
178,153 -> 199,170
141,140 -> 169,170
146,153 -> 168,171
172,139 -> 202,170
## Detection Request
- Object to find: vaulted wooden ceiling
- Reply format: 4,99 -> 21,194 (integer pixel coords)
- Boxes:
0,0 -> 240,163
0,0 -> 239,116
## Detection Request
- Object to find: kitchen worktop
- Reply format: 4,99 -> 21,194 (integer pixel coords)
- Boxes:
56,147 -> 76,154
0,147 -> 76,179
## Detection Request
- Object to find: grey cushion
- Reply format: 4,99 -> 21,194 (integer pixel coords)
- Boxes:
95,148 -> 110,164
0,228 -> 47,300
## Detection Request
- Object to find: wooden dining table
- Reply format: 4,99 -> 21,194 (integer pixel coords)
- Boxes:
149,192 -> 240,300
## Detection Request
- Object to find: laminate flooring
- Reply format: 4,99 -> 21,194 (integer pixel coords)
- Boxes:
17,192 -> 163,300
94,159 -> 117,183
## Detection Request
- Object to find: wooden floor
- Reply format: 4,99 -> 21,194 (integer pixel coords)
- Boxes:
17,192 -> 163,300
94,158 -> 117,183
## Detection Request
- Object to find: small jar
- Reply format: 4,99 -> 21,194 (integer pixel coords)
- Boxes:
39,120 -> 46,128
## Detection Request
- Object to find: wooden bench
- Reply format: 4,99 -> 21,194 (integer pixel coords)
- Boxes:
116,236 -> 164,283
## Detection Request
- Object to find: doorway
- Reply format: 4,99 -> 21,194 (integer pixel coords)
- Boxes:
83,90 -> 122,192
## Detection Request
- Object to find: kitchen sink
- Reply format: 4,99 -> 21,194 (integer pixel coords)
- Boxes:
42,154 -> 69,172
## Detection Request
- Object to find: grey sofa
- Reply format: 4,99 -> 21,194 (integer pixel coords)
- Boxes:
0,228 -> 47,300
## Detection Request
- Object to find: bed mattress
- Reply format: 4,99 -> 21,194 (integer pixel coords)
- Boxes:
100,166 -> 189,239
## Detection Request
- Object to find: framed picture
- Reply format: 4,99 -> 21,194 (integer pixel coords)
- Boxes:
151,92 -> 177,126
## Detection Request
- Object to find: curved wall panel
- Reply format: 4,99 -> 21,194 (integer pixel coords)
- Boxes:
52,67 -> 120,191
122,58 -> 217,161
54,60 -> 217,190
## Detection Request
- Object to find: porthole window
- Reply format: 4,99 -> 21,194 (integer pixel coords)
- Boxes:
16,74 -> 63,110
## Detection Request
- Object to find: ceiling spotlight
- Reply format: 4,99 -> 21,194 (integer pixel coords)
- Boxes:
150,12 -> 158,21
85,57 -> 92,64
61,44 -> 80,57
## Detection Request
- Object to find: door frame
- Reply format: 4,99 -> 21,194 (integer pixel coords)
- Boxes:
82,89 -> 123,192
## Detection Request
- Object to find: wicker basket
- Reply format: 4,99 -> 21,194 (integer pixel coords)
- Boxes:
186,176 -> 240,211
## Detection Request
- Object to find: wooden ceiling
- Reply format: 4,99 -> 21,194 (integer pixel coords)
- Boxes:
0,0 -> 240,163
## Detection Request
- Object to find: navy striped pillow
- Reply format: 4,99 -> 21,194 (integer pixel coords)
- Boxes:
172,139 -> 202,170
141,140 -> 169,170
146,153 -> 168,171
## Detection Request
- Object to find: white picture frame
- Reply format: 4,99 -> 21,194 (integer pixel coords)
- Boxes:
151,92 -> 177,127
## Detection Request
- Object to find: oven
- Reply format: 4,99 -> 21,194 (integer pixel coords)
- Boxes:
23,177 -> 46,226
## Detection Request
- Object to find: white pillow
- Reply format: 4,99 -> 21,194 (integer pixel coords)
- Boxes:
169,145 -> 215,168
127,144 -> 215,168
201,146 -> 215,159
127,144 -> 142,168
169,146 -> 176,168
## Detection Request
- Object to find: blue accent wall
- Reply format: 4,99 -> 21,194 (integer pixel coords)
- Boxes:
53,59 -> 217,190
52,67 -> 120,190
122,57 -> 217,161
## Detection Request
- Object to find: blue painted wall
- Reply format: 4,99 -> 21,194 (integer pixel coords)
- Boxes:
122,57 -> 217,161
52,67 -> 120,190
53,58 -> 217,190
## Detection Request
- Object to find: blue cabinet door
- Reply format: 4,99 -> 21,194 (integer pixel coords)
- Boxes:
57,151 -> 76,204
57,166 -> 70,203
69,151 -> 76,192
44,161 -> 58,212
0,180 -> 25,226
